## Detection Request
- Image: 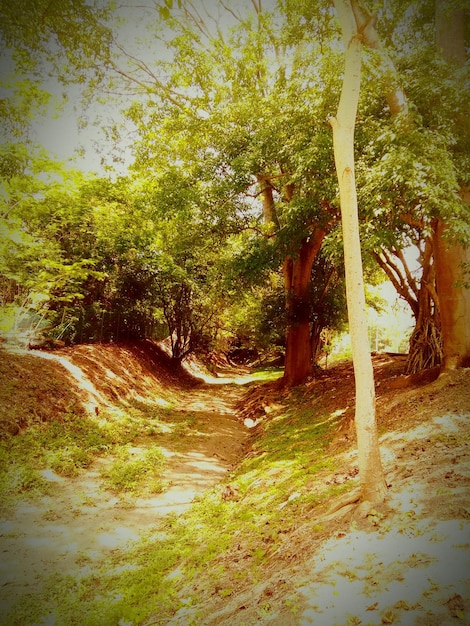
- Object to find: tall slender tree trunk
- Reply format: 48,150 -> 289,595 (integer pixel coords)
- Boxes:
434,3 -> 470,370
330,0 -> 386,504
282,230 -> 325,387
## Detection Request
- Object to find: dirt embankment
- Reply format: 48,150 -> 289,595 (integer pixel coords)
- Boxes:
0,340 -> 202,435
0,340 -> 253,620
1,344 -> 469,626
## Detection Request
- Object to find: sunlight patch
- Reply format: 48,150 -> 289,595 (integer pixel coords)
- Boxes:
39,469 -> 65,483
298,520 -> 470,625
97,526 -> 140,548
154,397 -> 172,407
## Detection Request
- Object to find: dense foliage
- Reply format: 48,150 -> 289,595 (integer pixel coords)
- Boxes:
0,0 -> 468,369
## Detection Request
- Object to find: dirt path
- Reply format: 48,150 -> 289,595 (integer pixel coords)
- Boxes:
2,347 -> 469,625
180,363 -> 470,626
0,378 -> 251,619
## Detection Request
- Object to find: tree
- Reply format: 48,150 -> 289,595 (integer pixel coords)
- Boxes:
4,0 -> 466,380
80,171 -> 230,354
330,0 -> 386,504
0,145 -> 104,343
123,2 -> 342,385
2,0 -> 380,385
349,0 -> 469,374
433,0 -> 470,370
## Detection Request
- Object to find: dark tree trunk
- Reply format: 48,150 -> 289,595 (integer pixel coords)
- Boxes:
405,236 -> 442,373
281,228 -> 325,387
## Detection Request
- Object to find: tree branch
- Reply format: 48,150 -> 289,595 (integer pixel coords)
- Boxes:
393,247 -> 418,295
350,0 -> 407,116
372,249 -> 419,316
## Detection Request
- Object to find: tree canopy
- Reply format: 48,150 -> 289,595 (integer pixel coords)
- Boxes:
0,0 -> 468,373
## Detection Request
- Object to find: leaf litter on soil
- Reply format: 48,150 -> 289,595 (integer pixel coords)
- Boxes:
0,344 -> 469,625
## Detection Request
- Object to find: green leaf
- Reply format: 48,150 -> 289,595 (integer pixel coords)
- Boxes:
159,6 -> 170,20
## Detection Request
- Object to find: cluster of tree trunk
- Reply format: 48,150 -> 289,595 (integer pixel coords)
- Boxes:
271,0 -> 469,391
326,0 -> 469,507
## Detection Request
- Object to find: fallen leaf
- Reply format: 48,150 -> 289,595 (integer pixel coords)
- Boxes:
382,611 -> 395,624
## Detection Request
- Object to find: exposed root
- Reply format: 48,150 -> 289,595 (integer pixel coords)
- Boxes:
236,381 -> 284,423
324,489 -> 361,518
324,489 -> 390,523
405,317 -> 442,374
384,365 -> 440,390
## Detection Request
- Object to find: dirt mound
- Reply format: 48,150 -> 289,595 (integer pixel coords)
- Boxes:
0,347 -> 86,436
0,340 -> 201,436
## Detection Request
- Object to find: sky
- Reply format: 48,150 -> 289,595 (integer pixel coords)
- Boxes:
1,0 -> 274,176
0,49 -> 114,174
1,0 -> 159,175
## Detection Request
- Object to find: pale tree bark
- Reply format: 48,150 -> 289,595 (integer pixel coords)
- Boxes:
434,2 -> 470,370
257,176 -> 279,230
330,0 -> 386,504
349,0 -> 407,117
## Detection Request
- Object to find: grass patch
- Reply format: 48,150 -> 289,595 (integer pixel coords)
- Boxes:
3,378 -> 353,626
0,395 -> 203,508
0,403 -> 163,507
0,412 -> 114,506
248,367 -> 284,382
100,444 -> 166,495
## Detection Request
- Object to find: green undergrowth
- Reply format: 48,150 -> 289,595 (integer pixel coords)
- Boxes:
4,379 -> 352,626
100,444 -> 167,494
0,392 -> 203,508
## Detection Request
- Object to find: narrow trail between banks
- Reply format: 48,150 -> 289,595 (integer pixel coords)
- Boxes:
0,365 -> 252,620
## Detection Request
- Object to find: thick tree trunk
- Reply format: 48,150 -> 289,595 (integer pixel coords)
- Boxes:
434,3 -> 470,370
434,210 -> 470,369
282,230 -> 325,387
257,174 -> 327,387
331,0 -> 386,504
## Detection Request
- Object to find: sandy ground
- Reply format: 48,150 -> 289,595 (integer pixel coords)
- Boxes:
295,410 -> 470,626
0,345 -> 252,620
1,346 -> 469,625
